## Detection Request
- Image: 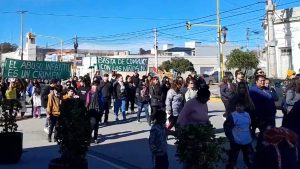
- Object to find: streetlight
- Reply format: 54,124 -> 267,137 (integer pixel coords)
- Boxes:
186,0 -> 227,82
18,10 -> 27,60
35,34 -> 64,61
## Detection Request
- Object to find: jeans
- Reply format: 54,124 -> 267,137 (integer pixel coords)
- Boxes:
137,102 -> 150,124
126,97 -> 135,112
151,106 -> 159,122
114,98 -> 126,120
153,153 -> 169,169
226,142 -> 254,169
48,116 -> 59,140
90,116 -> 99,140
100,99 -> 110,123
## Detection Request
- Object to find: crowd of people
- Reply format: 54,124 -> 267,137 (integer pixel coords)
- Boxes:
1,68 -> 299,169
221,68 -> 300,169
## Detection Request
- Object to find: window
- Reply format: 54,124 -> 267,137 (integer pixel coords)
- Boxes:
280,48 -> 291,56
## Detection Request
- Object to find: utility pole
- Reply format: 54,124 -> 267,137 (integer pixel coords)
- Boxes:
154,28 -> 158,73
18,10 -> 27,60
246,28 -> 250,50
73,35 -> 78,76
266,0 -> 277,78
217,0 -> 223,82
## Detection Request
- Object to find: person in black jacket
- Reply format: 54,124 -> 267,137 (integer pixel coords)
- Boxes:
149,76 -> 162,122
125,76 -> 136,114
161,80 -> 171,111
220,76 -> 236,118
77,78 -> 90,103
136,80 -> 150,125
282,100 -> 300,167
98,73 -> 112,124
113,74 -> 127,121
132,70 -> 140,87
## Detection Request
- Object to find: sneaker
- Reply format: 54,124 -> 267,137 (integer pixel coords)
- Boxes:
33,116 -> 37,119
137,120 -> 141,123
44,127 -> 49,134
38,116 -> 41,119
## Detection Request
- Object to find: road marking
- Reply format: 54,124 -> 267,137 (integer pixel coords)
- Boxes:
209,98 -> 221,102
88,154 -> 128,169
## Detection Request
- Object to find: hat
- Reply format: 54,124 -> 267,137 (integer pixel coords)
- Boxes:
287,70 -> 296,78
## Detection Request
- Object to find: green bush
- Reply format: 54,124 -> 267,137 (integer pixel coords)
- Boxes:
56,98 -> 91,160
175,124 -> 225,169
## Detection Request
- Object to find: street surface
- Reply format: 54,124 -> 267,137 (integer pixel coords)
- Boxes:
0,85 -> 284,169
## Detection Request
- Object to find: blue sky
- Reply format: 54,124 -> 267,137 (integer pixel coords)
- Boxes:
1,0 -> 300,52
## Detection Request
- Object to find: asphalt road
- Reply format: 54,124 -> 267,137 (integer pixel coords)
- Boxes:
0,96 -> 284,169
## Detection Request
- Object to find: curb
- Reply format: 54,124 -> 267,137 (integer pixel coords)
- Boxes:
209,97 -> 221,102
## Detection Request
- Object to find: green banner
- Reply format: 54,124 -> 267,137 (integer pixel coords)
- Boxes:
97,57 -> 148,72
3,58 -> 71,80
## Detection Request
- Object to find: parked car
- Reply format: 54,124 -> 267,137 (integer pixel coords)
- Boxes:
202,74 -> 216,85
211,71 -> 234,82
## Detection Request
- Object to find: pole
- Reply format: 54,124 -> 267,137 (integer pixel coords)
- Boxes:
266,0 -> 277,78
246,28 -> 250,50
60,39 -> 63,62
19,10 -> 27,60
217,0 -> 223,82
154,28 -> 158,73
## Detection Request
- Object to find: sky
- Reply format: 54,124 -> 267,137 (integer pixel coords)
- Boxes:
1,0 -> 300,53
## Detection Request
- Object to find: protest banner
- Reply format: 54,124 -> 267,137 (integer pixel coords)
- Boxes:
3,58 -> 71,80
97,57 -> 148,72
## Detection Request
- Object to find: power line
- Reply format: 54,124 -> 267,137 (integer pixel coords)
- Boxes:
42,1 -> 267,41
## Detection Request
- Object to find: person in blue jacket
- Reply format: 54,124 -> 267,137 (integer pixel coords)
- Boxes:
249,75 -> 277,149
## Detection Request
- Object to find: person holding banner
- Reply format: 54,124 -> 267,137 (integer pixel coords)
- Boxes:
113,74 -> 127,121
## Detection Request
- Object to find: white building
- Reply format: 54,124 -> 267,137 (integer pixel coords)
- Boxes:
77,42 -> 239,78
263,7 -> 300,78
1,32 -> 37,62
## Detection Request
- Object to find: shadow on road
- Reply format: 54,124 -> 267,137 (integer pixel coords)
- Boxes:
99,130 -> 149,142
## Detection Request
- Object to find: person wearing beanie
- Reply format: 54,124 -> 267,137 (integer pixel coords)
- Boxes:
287,70 -> 296,80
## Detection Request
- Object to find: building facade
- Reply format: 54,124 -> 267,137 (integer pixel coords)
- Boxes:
263,7 -> 300,78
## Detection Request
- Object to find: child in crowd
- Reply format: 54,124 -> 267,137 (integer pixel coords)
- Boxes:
149,110 -> 169,169
32,82 -> 42,118
224,100 -> 254,169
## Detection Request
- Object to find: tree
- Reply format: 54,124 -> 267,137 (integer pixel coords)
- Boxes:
159,57 -> 195,73
225,49 -> 259,76
139,48 -> 150,55
0,42 -> 18,53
